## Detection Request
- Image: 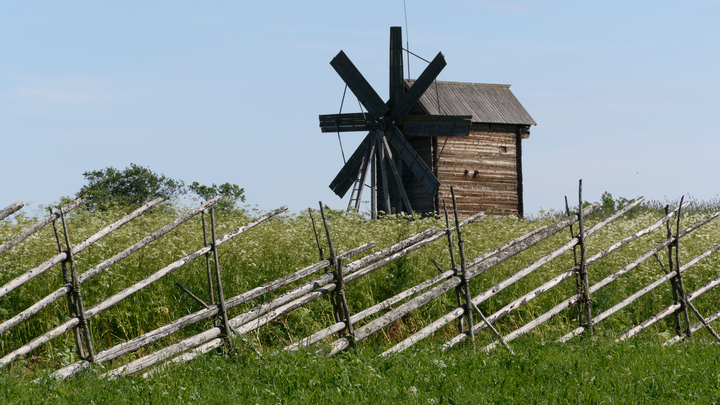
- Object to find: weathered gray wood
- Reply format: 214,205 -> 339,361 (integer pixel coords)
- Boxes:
685,300 -> 720,342
328,204 -> 599,356
1,205 -> 285,370
0,197 -> 221,336
0,198 -> 82,255
451,187 -> 474,345
577,180 -> 592,334
98,224 -> 460,378
483,203 -> 705,350
665,307 -> 720,346
0,201 -> 23,221
394,200 -> 638,354
59,208 -> 95,361
289,269 -> 455,352
209,208 -> 230,337
50,240 -> 372,380
618,254 -> 720,341
0,197 -> 164,299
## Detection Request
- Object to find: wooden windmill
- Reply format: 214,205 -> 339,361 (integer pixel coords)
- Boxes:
319,27 -> 472,217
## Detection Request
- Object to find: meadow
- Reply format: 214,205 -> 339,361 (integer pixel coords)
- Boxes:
2,197 -> 720,403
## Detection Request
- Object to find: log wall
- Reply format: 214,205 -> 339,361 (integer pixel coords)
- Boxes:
436,123 -> 522,217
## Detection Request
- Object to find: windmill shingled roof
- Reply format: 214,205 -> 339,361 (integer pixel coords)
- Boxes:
405,80 -> 536,126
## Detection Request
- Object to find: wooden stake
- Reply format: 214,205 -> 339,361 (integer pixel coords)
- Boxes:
319,202 -> 355,341
577,180 -> 592,335
201,212 -> 215,306
209,207 -> 231,344
49,208 -> 85,360
451,187 -> 475,345
673,197 -> 692,336
443,200 -> 464,334
175,282 -> 209,309
59,209 -> 95,362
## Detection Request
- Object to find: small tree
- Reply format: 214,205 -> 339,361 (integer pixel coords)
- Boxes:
188,182 -> 245,212
77,164 -> 185,211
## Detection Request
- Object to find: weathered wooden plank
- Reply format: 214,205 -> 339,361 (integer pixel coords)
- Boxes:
0,197 -> 164,299
319,113 -> 373,133
0,201 -> 23,221
0,199 -> 82,255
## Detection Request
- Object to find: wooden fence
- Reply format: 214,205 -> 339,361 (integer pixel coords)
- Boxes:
2,182 -> 720,380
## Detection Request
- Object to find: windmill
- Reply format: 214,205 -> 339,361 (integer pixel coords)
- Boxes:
319,27 -> 472,218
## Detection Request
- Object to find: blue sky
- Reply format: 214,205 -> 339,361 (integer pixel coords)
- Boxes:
3,1 -> 719,215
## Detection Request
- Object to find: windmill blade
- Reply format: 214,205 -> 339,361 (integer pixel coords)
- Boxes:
391,52 -> 447,122
329,132 -> 374,198
330,51 -> 389,119
402,115 -> 472,137
319,113 -> 375,133
385,125 -> 440,195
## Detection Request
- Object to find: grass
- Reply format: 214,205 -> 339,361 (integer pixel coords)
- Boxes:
2,336 -> 720,404
2,197 -> 720,402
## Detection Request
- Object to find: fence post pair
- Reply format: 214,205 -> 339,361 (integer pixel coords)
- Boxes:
49,208 -> 95,362
312,203 -> 356,344
566,180 -> 593,335
446,187 -> 513,353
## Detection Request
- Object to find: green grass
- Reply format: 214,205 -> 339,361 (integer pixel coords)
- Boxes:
2,199 -> 720,402
2,336 -> 720,404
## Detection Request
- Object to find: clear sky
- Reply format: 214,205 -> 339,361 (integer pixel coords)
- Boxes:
3,1 -> 719,215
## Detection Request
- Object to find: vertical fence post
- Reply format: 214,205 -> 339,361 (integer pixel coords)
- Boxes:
565,197 -> 583,326
443,200 -> 464,334
49,208 -> 85,360
577,180 -> 592,335
209,207 -> 231,345
663,204 -> 683,336
319,202 -> 355,343
201,212 -> 215,307
58,209 -> 95,362
672,197 -> 692,336
450,187 -> 475,346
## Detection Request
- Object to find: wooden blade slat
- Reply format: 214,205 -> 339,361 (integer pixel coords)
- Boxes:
385,126 -> 440,195
319,113 -> 375,133
391,52 -> 446,122
329,133 -> 374,198
330,51 -> 389,119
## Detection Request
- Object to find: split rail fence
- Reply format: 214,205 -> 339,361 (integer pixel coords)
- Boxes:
2,181 -> 720,381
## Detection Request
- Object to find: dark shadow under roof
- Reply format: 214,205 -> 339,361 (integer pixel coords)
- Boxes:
406,80 -> 536,126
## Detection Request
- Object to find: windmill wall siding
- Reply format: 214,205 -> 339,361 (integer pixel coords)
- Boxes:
435,123 -> 521,217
